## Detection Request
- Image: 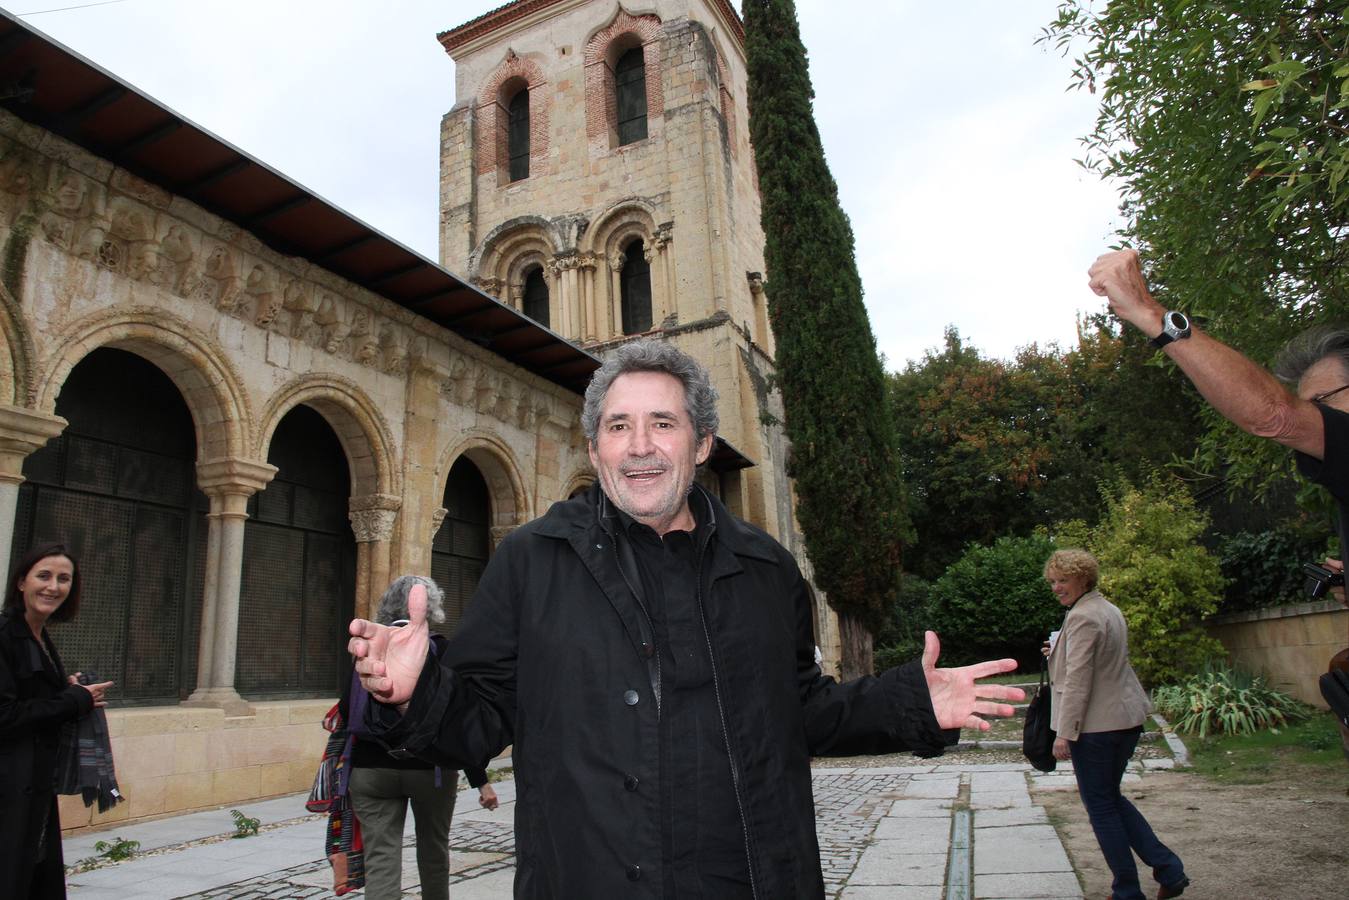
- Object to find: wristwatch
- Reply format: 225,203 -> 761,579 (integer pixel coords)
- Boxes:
1149,310 -> 1191,349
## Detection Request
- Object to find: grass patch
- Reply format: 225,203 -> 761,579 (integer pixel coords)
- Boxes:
1188,711 -> 1344,784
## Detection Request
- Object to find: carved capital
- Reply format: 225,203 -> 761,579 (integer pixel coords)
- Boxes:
747,271 -> 765,294
0,406 -> 67,482
490,525 -> 515,548
195,457 -> 278,498
608,251 -> 626,272
349,493 -> 402,543
430,507 -> 449,541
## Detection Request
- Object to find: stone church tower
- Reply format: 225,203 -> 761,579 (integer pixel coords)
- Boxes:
435,0 -> 807,560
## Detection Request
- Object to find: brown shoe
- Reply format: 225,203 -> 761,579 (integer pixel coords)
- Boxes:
1157,877 -> 1190,899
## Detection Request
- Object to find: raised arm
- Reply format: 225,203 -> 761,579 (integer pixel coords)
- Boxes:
1088,249 -> 1326,458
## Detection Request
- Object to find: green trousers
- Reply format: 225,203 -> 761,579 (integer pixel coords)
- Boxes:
348,766 -> 459,900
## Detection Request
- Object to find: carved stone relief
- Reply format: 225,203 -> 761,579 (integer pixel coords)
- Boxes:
0,133 -> 423,380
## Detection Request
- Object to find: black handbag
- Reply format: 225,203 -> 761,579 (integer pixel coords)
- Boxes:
1319,667 -> 1349,730
1022,659 -> 1057,772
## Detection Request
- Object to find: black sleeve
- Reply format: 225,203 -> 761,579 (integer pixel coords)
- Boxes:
363,537 -> 521,770
1295,404 -> 1349,500
464,767 -> 490,789
790,557 -> 955,758
0,638 -> 94,741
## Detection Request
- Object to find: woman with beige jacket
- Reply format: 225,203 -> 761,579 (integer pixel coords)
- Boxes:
1045,549 -> 1189,900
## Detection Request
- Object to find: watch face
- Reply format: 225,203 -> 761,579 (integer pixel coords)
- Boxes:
1165,311 -> 1186,331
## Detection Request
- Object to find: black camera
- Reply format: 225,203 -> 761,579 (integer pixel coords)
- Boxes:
1302,562 -> 1344,599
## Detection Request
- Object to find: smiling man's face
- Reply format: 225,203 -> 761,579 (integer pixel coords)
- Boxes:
588,370 -> 713,534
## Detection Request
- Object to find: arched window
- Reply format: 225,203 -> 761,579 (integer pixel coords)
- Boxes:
507,88 -> 530,182
621,238 -> 652,335
522,265 -> 549,327
614,47 -> 648,146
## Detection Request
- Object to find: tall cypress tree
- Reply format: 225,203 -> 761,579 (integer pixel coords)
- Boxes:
743,0 -> 907,678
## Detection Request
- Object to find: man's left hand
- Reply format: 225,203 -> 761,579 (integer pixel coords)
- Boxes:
921,631 -> 1023,730
1053,737 -> 1072,761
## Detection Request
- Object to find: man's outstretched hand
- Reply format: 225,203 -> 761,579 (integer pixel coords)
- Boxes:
921,631 -> 1024,731
348,583 -> 431,708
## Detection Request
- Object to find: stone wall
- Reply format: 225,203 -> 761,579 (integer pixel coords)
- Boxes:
58,700 -> 330,833
1207,600 -> 1349,708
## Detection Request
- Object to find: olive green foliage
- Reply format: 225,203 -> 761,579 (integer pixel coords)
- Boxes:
743,0 -> 907,639
93,837 -> 140,862
891,322 -> 1204,579
1153,663 -> 1310,738
921,534 -> 1063,669
1052,477 -> 1226,685
1044,1 -> 1349,491
1217,526 -> 1331,612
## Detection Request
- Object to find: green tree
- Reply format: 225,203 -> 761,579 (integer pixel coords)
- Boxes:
1052,476 -> 1226,686
743,0 -> 908,677
1044,0 -> 1349,490
890,323 -> 1204,579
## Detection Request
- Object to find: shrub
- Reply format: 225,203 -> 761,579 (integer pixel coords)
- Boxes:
93,837 -> 140,861
230,809 -> 261,838
1153,663 -> 1310,738
1049,476 -> 1225,686
921,533 -> 1062,668
1217,527 -> 1329,613
874,574 -> 933,672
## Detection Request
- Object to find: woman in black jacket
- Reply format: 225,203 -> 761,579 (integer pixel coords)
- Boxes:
0,543 -> 112,899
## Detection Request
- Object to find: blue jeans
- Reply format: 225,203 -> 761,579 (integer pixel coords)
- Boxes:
1069,727 -> 1185,900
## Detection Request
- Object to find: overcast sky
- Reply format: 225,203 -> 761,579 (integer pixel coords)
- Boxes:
9,0 -> 1120,370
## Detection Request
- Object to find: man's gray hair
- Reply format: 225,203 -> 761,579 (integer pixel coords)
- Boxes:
1274,325 -> 1349,383
580,339 -> 719,444
374,574 -> 446,626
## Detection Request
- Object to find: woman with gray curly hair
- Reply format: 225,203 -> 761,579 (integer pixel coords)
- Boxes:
340,575 -> 497,900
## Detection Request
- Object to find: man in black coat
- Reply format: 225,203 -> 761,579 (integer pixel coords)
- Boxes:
348,339 -> 1024,899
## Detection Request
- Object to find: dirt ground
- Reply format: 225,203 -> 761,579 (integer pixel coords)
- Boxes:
1034,767 -> 1349,899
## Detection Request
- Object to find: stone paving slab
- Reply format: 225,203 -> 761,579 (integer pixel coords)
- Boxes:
841,885 -> 945,899
975,871 -> 1084,899
973,806 -> 1050,828
848,846 -> 947,886
973,824 -> 1073,876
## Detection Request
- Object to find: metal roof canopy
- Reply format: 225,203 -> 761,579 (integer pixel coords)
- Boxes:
0,9 -> 599,395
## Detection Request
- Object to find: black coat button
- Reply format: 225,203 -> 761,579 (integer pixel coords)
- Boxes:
624,774 -> 639,791
623,689 -> 639,706
626,864 -> 642,881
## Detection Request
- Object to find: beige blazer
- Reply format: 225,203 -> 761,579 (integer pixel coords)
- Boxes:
1048,590 -> 1151,741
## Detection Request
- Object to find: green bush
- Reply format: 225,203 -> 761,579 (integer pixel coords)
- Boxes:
1153,663 -> 1310,738
1217,528 -> 1328,613
920,533 -> 1062,668
874,574 -> 933,672
1049,476 -> 1225,686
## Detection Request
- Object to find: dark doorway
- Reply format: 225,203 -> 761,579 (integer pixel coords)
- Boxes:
430,457 -> 491,636
236,405 -> 355,698
522,265 -> 549,327
12,347 -> 207,704
621,237 -> 652,334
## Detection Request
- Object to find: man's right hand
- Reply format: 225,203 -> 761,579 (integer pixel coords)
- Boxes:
348,583 -> 431,707
1087,249 -> 1166,337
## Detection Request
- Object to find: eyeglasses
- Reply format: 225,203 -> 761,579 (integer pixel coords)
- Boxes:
1310,383 -> 1349,405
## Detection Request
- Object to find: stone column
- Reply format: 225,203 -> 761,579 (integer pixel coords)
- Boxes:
0,406 -> 67,580
184,457 -> 277,715
350,493 -> 401,620
608,251 -> 626,335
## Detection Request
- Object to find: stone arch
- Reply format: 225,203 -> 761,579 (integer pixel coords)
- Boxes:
257,374 -> 398,500
472,219 -> 558,307
0,280 -> 34,407
35,307 -> 249,460
475,50 -> 551,183
584,199 -> 659,260
436,431 -> 530,529
584,7 -> 665,148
